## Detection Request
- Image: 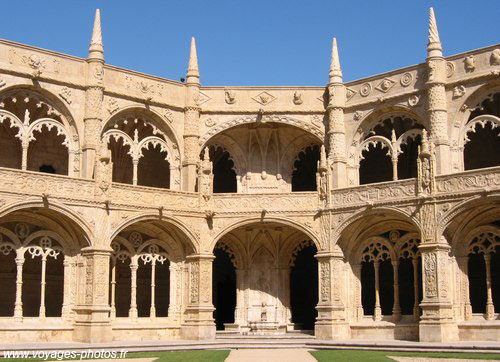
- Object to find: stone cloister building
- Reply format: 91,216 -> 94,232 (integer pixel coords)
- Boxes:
0,8 -> 498,343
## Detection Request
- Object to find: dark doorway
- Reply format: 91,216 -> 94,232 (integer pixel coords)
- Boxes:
292,145 -> 320,191
208,147 -> 237,193
290,244 -> 318,330
464,122 -> 500,171
212,247 -> 236,330
468,253 -> 486,313
359,143 -> 393,184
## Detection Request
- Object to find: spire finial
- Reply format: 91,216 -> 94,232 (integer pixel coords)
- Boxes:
187,37 -> 199,83
329,37 -> 343,84
427,7 -> 442,58
88,9 -> 104,60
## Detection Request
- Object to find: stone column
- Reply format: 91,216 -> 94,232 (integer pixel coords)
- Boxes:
72,247 -> 112,343
412,257 -> 420,320
180,254 -> 215,339
150,260 -> 156,318
109,258 -> 116,319
129,259 -> 138,319
39,254 -> 47,319
61,256 -> 73,320
314,250 -> 349,339
352,264 -> 364,321
392,260 -> 401,321
457,256 -> 472,320
418,236 -> 457,341
373,260 -> 381,321
132,159 -> 139,186
13,249 -> 24,320
484,254 -> 495,320
21,140 -> 28,171
327,38 -> 347,189
426,7 -> 450,175
82,10 -> 105,179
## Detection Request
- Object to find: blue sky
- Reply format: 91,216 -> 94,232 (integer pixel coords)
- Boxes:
2,1 -> 499,86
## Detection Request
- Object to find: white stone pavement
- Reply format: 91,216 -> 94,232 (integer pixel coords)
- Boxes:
225,349 -> 316,362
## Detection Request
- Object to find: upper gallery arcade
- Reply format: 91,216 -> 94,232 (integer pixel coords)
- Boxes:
0,7 -> 498,344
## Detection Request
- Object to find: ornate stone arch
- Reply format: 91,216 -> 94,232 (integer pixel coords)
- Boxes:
208,216 -> 321,254
110,212 -> 198,256
199,115 -> 324,147
356,236 -> 396,264
0,199 -> 94,249
349,107 -> 425,185
462,225 -> 500,258
451,84 -> 500,172
101,107 -> 182,188
101,105 -> 182,155
0,87 -> 80,175
442,195 -> 500,254
334,206 -> 419,255
283,137 -> 321,176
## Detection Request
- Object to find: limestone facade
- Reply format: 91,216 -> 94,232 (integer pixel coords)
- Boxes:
0,8 -> 499,343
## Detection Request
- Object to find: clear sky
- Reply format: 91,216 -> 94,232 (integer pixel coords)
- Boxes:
2,1 -> 499,86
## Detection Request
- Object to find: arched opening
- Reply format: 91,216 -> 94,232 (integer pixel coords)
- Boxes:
398,135 -> 421,180
110,137 -> 133,184
292,145 -> 320,191
0,121 -> 22,169
22,237 -> 64,317
358,115 -> 423,185
137,258 -> 152,317
209,146 -> 237,193
464,122 -> 500,170
137,144 -> 170,188
359,143 -> 392,184
114,258 -> 131,317
468,253 -> 487,313
0,247 -> 16,316
45,255 -> 64,317
212,246 -> 236,330
108,220 -> 191,321
379,258 -> 394,316
212,221 -> 318,334
27,126 -> 68,175
361,261 -> 375,315
22,255 -> 42,317
467,230 -> 500,316
290,243 -> 318,330
204,122 -> 322,193
103,111 -> 180,188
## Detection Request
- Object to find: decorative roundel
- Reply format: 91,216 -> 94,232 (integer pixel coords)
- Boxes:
129,232 -> 143,248
148,244 -> 159,254
446,62 -> 455,78
111,241 -> 121,253
360,83 -> 372,97
15,223 -> 30,239
39,236 -> 52,249
400,72 -> 413,87
0,243 -> 12,255
389,230 -> 400,243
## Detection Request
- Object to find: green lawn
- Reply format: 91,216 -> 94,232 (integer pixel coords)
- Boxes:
0,350 -> 230,362
310,349 -> 500,362
124,350 -> 230,362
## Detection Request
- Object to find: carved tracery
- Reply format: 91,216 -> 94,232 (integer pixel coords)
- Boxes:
0,90 -> 78,175
102,113 -> 180,189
